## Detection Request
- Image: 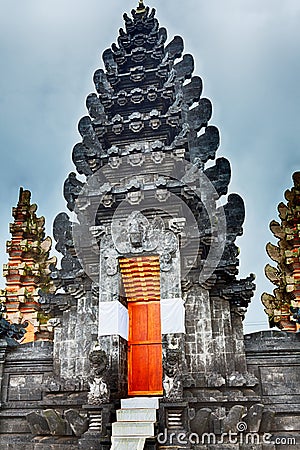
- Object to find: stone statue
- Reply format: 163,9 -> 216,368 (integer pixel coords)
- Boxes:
88,344 -> 110,405
163,349 -> 183,402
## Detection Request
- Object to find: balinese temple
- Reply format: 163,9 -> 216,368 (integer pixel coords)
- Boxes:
0,2 -> 299,449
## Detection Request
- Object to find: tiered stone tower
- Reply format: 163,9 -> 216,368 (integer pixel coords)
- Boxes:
0,188 -> 56,343
262,172 -> 300,332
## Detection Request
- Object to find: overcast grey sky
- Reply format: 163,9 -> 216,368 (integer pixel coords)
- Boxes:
0,0 -> 299,333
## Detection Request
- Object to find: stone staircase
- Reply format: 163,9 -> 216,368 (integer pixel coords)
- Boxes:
111,397 -> 159,450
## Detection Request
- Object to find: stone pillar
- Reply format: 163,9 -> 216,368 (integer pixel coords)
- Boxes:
98,335 -> 128,397
210,296 -> 236,378
184,285 -> 213,386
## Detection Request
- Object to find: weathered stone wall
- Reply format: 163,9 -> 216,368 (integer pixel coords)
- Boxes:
0,341 -> 53,449
1,332 -> 300,449
0,340 -> 90,449
245,330 -> 300,445
53,291 -> 98,383
184,286 -> 248,386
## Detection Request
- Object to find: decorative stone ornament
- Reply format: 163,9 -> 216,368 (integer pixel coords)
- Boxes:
112,212 -> 178,267
88,344 -> 110,405
163,348 -> 183,402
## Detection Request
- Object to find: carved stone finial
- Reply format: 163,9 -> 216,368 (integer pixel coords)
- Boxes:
136,0 -> 146,14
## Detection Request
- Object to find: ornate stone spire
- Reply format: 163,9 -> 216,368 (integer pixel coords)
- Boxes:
262,172 -> 300,331
60,3 -> 254,310
0,188 -> 56,342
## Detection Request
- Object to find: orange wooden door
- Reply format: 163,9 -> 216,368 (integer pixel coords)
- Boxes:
128,300 -> 163,396
119,255 -> 163,396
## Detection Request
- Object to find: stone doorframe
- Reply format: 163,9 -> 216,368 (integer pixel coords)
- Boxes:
96,211 -> 187,400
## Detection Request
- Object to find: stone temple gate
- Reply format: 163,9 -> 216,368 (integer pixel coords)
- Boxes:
0,1 -> 299,449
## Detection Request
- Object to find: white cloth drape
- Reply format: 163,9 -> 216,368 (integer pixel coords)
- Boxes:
98,301 -> 129,340
98,298 -> 185,340
160,298 -> 185,334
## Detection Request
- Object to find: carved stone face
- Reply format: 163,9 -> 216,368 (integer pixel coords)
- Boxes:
166,113 -> 180,128
125,212 -> 149,248
118,33 -> 131,49
149,110 -> 161,130
131,88 -> 144,104
114,50 -> 126,66
130,66 -> 145,83
105,256 -> 118,276
133,34 -> 146,47
93,69 -> 105,93
86,94 -> 104,120
128,153 -> 144,167
147,86 -> 157,102
117,91 -> 128,107
126,191 -> 143,206
157,63 -> 169,79
89,349 -> 108,373
101,194 -> 114,208
162,88 -> 174,101
132,47 -> 146,64
152,46 -> 164,60
112,114 -> 124,135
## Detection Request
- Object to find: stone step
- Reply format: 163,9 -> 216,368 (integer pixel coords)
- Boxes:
111,437 -> 146,450
112,421 -> 154,437
116,408 -> 157,423
121,397 -> 160,410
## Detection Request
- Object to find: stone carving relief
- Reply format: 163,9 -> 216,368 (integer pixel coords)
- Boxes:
26,409 -> 88,437
129,112 -> 144,133
130,65 -> 145,83
88,344 -> 110,405
163,348 -> 183,402
93,68 -> 113,96
111,114 -> 124,135
64,172 -> 84,212
78,116 -> 103,153
190,404 -> 275,437
131,87 -> 144,103
111,211 -> 178,271
149,109 -> 161,130
102,245 -> 119,277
